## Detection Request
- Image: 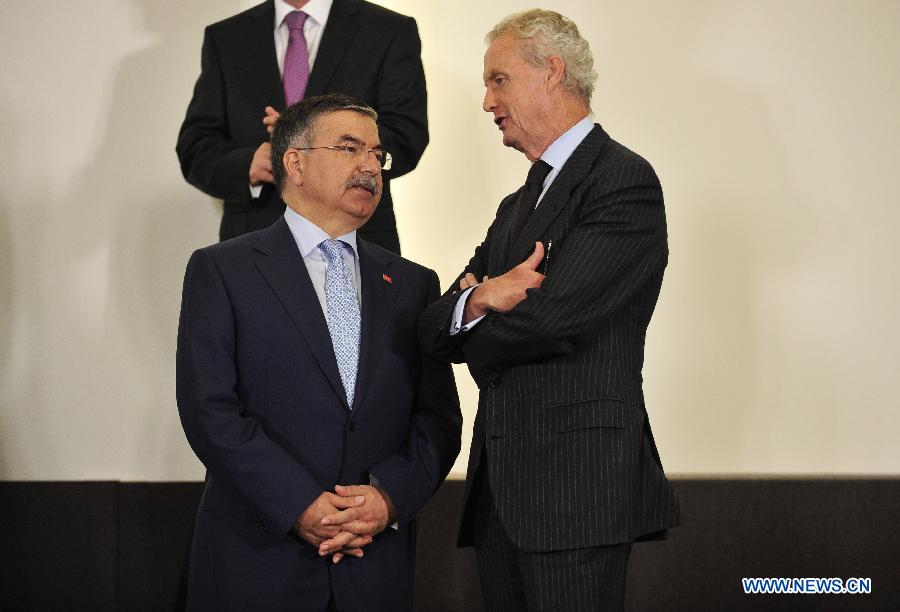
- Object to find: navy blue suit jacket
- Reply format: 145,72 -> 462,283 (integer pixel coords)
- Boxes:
177,218 -> 460,610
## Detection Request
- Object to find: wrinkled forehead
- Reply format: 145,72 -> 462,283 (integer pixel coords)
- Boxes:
314,110 -> 380,146
483,34 -> 526,82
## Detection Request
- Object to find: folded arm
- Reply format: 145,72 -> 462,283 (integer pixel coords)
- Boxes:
462,161 -> 668,369
417,198 -> 513,362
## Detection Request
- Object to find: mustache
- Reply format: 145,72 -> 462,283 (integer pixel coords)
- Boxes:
347,174 -> 379,196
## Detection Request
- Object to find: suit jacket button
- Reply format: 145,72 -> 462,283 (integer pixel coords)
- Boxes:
489,379 -> 500,389
348,421 -> 358,432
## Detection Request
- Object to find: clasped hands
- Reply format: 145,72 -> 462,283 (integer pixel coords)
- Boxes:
294,484 -> 395,564
462,242 -> 545,324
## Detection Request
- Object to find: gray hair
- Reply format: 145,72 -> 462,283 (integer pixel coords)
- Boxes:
271,93 -> 378,193
487,9 -> 597,105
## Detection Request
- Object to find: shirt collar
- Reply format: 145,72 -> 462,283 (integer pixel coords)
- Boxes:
284,207 -> 358,259
275,0 -> 332,29
540,115 -> 594,172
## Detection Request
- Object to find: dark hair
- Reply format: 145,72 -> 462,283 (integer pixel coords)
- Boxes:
271,94 -> 378,192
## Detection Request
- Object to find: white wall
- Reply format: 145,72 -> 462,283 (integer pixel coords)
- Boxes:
1,1 -> 898,480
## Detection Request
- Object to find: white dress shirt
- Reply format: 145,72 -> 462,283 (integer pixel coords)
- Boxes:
273,0 -> 333,77
283,206 -> 361,316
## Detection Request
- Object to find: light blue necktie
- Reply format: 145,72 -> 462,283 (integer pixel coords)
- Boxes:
319,239 -> 361,407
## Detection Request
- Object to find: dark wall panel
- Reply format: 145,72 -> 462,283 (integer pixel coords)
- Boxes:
1,479 -> 897,611
1,482 -> 118,611
624,479 -> 899,611
115,483 -> 202,611
413,481 -> 483,611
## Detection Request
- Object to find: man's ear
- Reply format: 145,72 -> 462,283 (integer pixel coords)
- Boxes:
284,149 -> 304,187
545,55 -> 565,91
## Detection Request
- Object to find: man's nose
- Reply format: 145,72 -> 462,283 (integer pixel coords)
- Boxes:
483,89 -> 495,113
359,149 -> 382,173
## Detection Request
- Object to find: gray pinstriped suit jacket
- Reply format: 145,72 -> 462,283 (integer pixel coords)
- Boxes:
418,125 -> 680,552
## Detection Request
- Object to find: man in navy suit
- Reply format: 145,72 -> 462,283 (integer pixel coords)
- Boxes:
177,94 -> 460,611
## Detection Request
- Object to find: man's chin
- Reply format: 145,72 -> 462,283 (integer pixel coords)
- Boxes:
501,131 -> 522,151
344,197 -> 380,222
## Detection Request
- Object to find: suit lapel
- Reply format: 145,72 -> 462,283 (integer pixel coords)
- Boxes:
252,218 -> 347,409
351,240 -> 398,413
507,125 -> 610,266
305,0 -> 360,97
245,1 -> 286,109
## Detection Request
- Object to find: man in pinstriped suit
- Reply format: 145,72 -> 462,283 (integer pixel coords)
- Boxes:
418,9 -> 680,610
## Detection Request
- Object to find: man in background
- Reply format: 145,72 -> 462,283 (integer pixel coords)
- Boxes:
177,0 -> 428,253
418,10 -> 680,610
177,94 -> 460,610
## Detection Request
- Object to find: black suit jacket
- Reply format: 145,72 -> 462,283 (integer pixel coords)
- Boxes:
176,0 -> 428,249
418,125 -> 680,552
177,219 -> 460,610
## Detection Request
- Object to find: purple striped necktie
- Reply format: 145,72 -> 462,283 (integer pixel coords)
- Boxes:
283,11 -> 309,106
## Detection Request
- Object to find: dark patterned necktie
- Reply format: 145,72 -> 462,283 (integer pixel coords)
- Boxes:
509,159 -> 552,244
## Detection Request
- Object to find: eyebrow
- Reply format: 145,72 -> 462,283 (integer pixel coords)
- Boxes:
336,133 -> 383,150
483,69 -> 506,85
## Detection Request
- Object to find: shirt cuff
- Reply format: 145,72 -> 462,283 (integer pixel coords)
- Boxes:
450,286 -> 485,335
249,184 -> 263,199
369,474 -> 398,531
